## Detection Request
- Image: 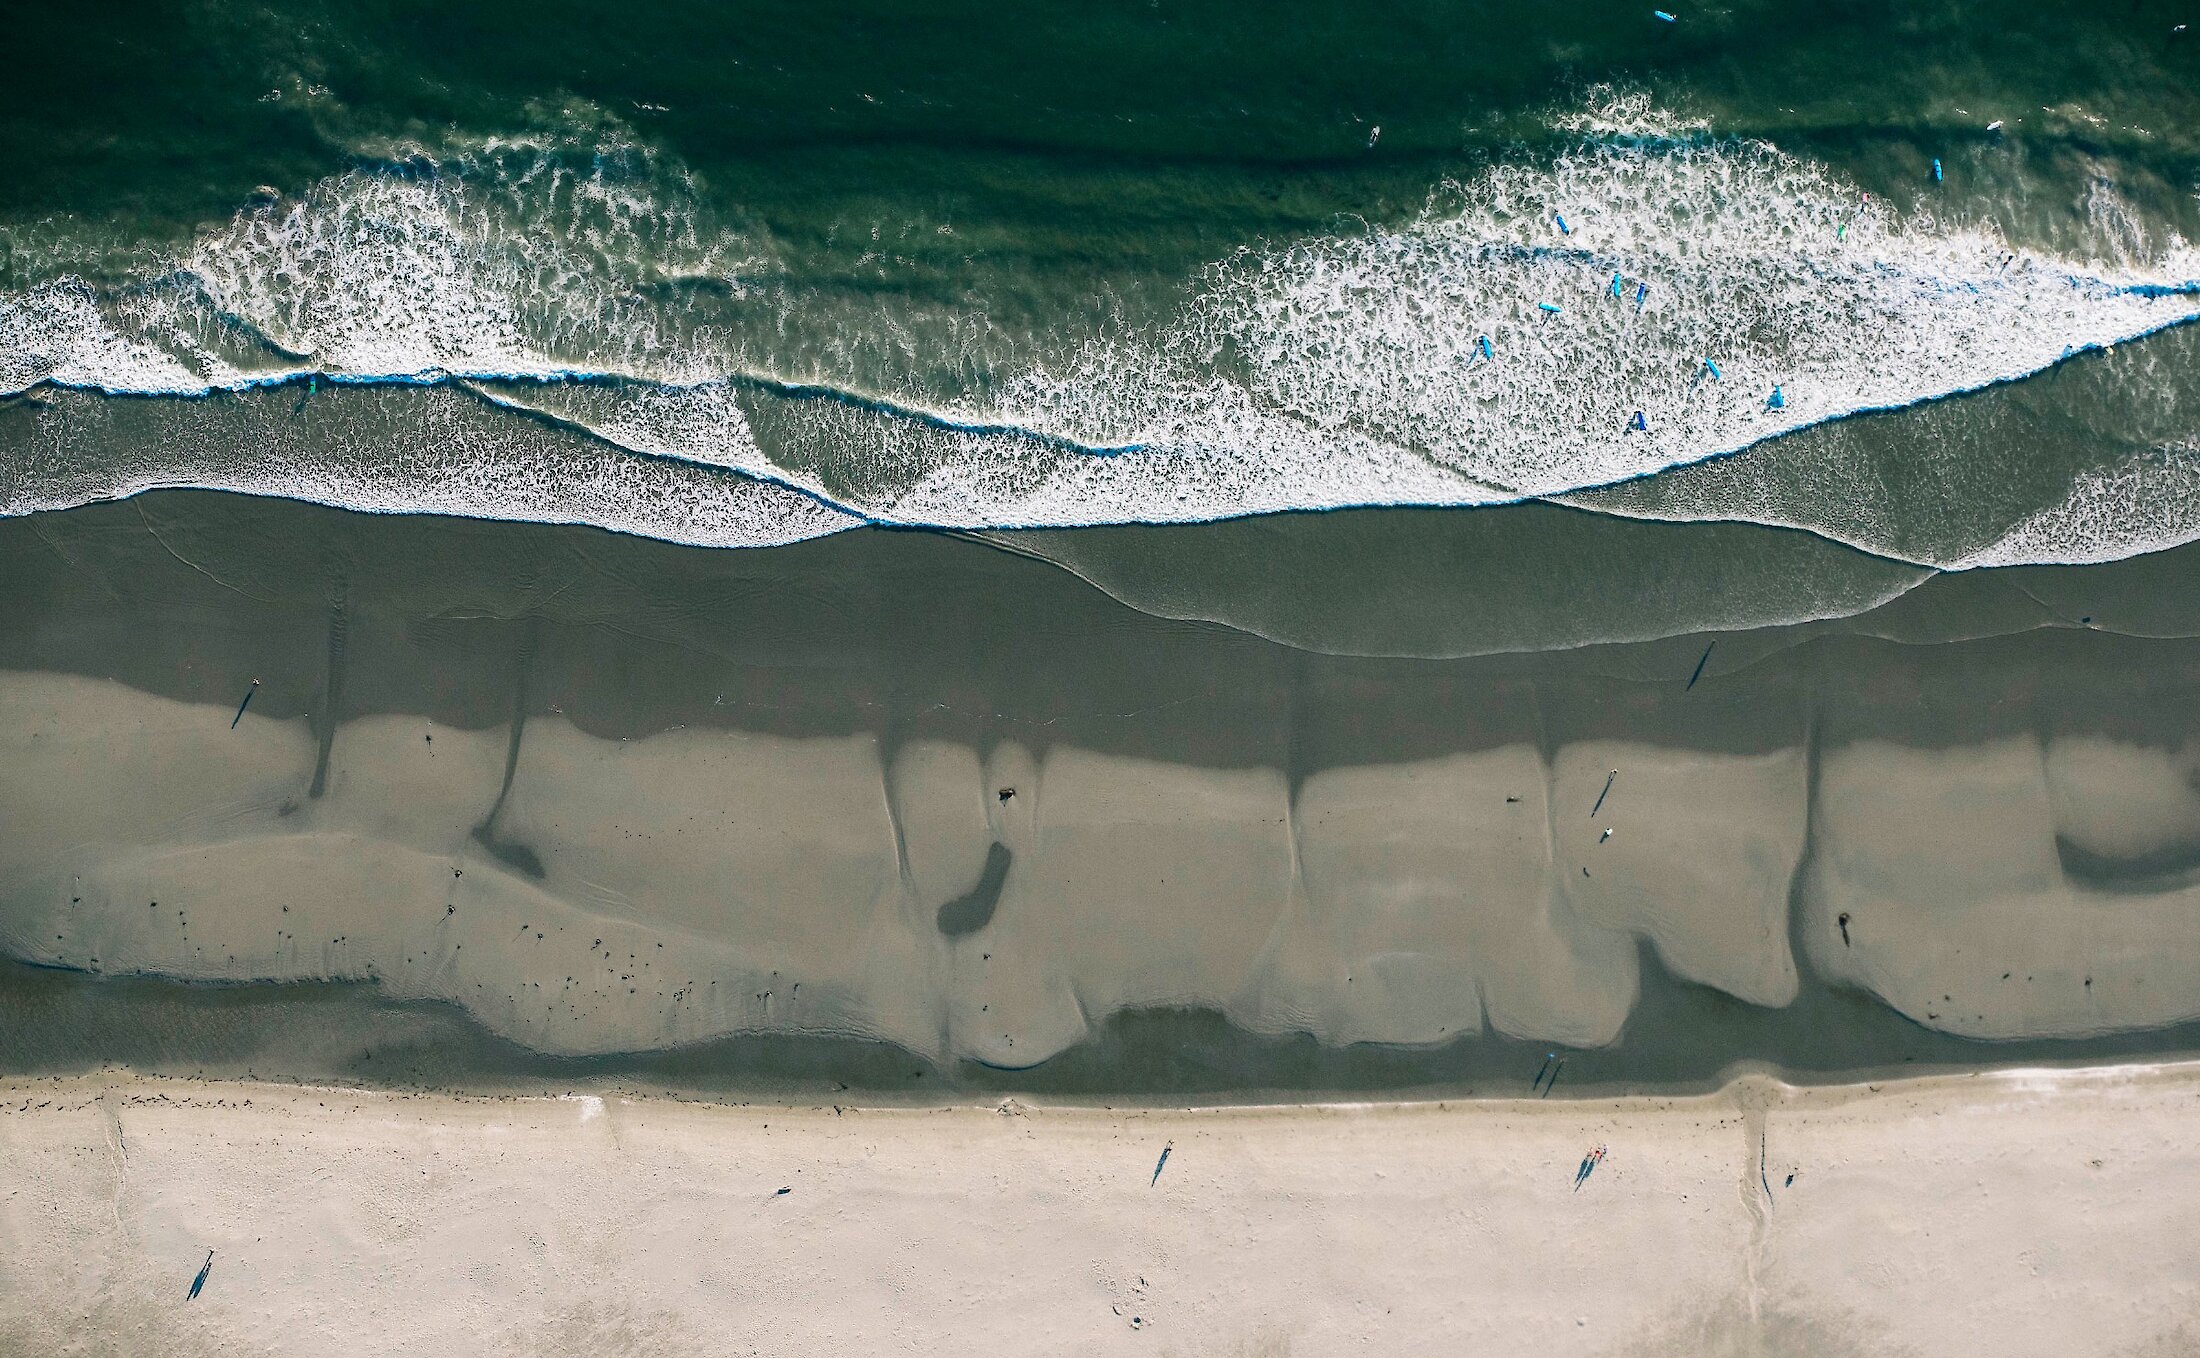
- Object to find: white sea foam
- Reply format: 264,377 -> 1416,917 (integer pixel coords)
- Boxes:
1962,442 -> 2200,567
924,123 -> 2199,528
3,104 -> 2198,564
1,135 -> 756,396
188,143 -> 755,384
0,279 -> 228,395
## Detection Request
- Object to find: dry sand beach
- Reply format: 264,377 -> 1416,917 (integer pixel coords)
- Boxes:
6,1066 -> 2200,1357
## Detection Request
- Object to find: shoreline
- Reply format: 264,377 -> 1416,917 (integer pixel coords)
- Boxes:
15,949 -> 2200,1108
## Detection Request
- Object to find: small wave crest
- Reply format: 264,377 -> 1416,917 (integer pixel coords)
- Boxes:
0,132 -> 760,396
1963,442 -> 2200,568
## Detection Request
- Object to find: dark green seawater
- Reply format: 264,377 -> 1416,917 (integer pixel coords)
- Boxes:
3,0 -> 2198,660
7,0 -> 2200,238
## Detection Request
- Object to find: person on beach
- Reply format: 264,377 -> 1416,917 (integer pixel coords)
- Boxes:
1573,1145 -> 1607,1191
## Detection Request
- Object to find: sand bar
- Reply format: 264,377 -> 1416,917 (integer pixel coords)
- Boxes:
10,494 -> 2200,1087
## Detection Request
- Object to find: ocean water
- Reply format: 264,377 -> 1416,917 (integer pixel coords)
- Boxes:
3,0 -> 2199,654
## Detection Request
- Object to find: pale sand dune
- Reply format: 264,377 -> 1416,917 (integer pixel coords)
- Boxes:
498,719 -> 903,948
0,676 -> 315,881
494,716 -> 951,1049
5,1067 -> 2198,1357
1803,738 -> 2200,1037
1273,746 -> 1635,1048
35,833 -> 813,1055
5,674 -> 1615,1061
1555,743 -> 1806,1010
2042,734 -> 2200,862
318,713 -> 511,847
889,738 -> 993,913
968,745 -> 1294,1065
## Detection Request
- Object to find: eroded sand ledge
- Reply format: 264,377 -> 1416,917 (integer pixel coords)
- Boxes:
4,1067 -> 2196,1356
8,494 -> 2200,1076
6,669 -> 2200,1067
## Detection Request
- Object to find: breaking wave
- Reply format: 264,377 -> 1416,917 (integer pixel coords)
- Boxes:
4,97 -> 2198,567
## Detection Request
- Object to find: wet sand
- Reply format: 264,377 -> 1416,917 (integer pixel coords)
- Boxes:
5,1065 -> 2197,1357
5,491 -> 2200,1089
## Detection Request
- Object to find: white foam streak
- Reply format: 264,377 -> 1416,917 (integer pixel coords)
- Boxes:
4,141 -> 757,396
0,281 -> 224,394
1962,442 -> 2200,567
